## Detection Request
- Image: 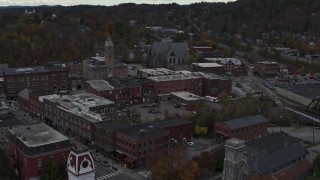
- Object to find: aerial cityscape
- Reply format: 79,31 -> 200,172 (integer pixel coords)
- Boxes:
0,0 -> 320,180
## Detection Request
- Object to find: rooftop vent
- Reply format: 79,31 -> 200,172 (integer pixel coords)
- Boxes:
26,127 -> 31,130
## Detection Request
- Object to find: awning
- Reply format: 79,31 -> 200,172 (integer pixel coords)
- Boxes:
124,156 -> 136,163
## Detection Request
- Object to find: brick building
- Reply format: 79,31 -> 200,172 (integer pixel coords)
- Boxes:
116,124 -> 169,168
147,74 -> 203,96
93,120 -> 128,153
42,93 -> 115,144
151,119 -> 192,145
254,61 -> 279,77
204,58 -> 244,76
85,78 -> 142,106
196,72 -> 232,97
7,123 -> 71,180
3,65 -> 69,99
170,91 -> 202,110
214,114 -> 268,141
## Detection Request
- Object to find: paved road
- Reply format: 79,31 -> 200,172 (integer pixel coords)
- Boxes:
268,127 -> 320,143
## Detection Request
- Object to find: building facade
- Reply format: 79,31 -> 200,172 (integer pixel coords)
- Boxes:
0,113 -> 24,149
7,123 -> 71,180
3,65 -> 69,99
147,74 -> 203,96
115,124 -> 169,168
254,61 -> 279,77
82,37 -> 128,80
42,93 -> 115,144
214,114 -> 268,141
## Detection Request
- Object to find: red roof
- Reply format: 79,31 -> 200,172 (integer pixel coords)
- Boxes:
273,160 -> 312,179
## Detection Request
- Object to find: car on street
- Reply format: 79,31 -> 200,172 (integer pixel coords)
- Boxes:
174,104 -> 181,108
187,141 -> 195,147
100,161 -> 109,167
94,156 -> 101,162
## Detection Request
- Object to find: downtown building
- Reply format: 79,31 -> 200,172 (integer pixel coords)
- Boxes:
42,93 -> 115,145
7,123 -> 71,180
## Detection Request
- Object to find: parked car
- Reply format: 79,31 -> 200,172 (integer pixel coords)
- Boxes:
174,104 -> 181,108
140,104 -> 148,108
101,161 -> 109,167
187,141 -> 195,147
94,156 -> 101,162
150,103 -> 157,107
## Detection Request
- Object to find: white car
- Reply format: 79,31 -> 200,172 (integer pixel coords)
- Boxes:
187,141 -> 195,147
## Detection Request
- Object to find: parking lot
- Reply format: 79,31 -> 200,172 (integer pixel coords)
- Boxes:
129,101 -> 193,123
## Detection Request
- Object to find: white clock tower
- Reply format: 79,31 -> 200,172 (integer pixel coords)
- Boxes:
67,147 -> 95,180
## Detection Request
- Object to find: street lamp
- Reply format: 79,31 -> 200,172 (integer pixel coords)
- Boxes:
279,115 -> 283,132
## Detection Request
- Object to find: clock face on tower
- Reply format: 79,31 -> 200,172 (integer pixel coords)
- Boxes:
82,160 -> 89,168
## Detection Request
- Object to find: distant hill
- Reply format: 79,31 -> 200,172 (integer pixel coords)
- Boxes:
0,0 -> 319,66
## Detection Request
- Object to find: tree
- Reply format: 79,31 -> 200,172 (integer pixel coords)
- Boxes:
0,148 -> 17,180
313,155 -> 320,177
41,157 -> 62,180
151,148 -> 199,180
194,125 -> 208,136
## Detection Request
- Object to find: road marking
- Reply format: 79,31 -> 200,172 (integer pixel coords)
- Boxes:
96,172 -> 119,180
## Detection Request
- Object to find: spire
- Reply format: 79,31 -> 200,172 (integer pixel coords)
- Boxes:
105,36 -> 113,44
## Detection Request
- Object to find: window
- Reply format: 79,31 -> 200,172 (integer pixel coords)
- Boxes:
60,154 -> 65,161
37,159 -> 42,168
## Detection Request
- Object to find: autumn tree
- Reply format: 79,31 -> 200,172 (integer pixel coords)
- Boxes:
151,148 -> 199,180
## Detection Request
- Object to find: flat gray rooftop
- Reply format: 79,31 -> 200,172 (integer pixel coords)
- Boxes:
148,74 -> 202,82
278,83 -> 320,99
86,80 -> 114,91
10,123 -> 69,147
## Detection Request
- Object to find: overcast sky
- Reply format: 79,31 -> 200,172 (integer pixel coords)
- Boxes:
0,0 -> 235,6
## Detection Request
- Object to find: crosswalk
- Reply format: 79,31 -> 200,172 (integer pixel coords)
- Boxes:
96,172 -> 119,180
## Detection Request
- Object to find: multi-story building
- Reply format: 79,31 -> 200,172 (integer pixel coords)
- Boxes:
151,119 -> 192,145
0,113 -> 24,149
170,91 -> 202,110
85,78 -> 142,105
195,72 -> 232,96
214,114 -> 268,141
254,61 -> 279,77
147,74 -> 203,96
93,120 -> 129,153
3,64 -> 69,99
42,93 -> 115,144
82,37 -> 128,80
116,124 -> 169,168
7,123 -> 71,180
204,58 -> 244,76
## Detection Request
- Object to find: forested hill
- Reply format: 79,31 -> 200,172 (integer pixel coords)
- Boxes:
0,0 -> 319,66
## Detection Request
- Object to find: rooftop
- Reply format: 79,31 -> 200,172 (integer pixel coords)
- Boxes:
106,77 -> 142,88
94,120 -> 129,131
246,131 -> 302,153
192,63 -> 223,68
118,123 -> 169,139
151,119 -> 191,128
277,83 -> 320,100
170,91 -> 202,101
44,93 -> 114,122
86,80 -> 114,91
9,123 -> 69,147
204,57 -> 242,65
222,114 -> 268,130
148,74 -> 202,82
0,113 -> 24,128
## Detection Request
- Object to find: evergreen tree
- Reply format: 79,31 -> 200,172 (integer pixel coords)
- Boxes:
41,157 -> 62,180
0,148 -> 17,180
